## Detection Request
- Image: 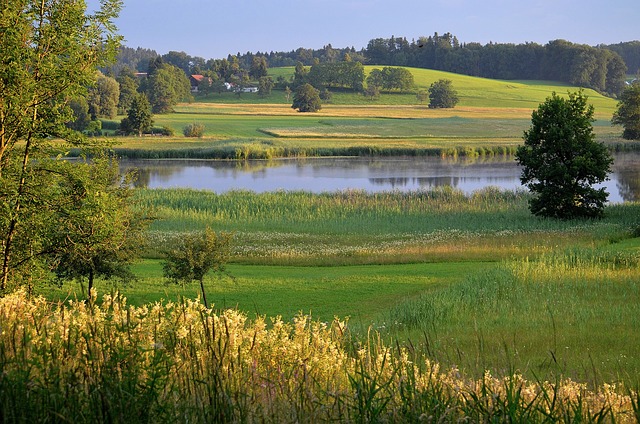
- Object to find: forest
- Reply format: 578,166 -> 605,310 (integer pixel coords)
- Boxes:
112,33 -> 640,97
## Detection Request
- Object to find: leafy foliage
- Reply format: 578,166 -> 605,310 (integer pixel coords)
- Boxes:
120,93 -> 153,136
428,79 -> 459,108
48,153 -> 150,297
145,63 -> 192,113
163,229 -> 232,308
292,83 -> 322,112
0,0 -> 122,291
516,91 -> 613,219
612,81 -> 640,140
87,71 -> 119,119
182,122 -> 205,137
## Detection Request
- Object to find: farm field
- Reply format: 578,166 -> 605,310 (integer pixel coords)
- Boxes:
99,67 -> 630,160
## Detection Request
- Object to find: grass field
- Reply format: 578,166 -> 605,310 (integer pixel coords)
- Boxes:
38,187 -> 640,388
95,66 -> 631,161
9,68 -> 640,420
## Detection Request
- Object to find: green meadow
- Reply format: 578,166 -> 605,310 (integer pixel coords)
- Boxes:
100,67 -> 630,160
40,187 -> 640,387
39,67 -> 640,392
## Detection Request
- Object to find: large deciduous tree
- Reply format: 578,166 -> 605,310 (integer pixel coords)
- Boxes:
292,83 -> 322,112
428,79 -> 459,108
0,0 -> 123,290
516,91 -> 613,219
612,81 -> 640,140
87,71 -> 120,119
146,63 -> 192,113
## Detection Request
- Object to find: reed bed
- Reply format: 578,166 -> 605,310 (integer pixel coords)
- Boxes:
1,290 -> 637,423
137,187 -> 640,264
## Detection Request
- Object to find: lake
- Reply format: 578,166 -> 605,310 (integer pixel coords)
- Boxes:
122,152 -> 640,203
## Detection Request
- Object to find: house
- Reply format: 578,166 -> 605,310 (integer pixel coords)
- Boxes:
190,74 -> 212,92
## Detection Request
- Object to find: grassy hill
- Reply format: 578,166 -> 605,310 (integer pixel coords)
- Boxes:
209,66 -> 619,116
104,67 -> 626,159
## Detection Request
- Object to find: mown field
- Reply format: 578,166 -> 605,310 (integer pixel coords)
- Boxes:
97,66 -> 631,161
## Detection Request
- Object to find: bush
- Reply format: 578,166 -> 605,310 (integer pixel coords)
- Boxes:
183,123 -> 205,138
160,126 -> 175,136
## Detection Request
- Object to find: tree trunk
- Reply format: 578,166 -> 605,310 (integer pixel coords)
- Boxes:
199,278 -> 208,308
1,135 -> 34,291
88,269 -> 94,302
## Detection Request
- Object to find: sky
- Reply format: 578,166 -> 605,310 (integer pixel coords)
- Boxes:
88,0 -> 639,60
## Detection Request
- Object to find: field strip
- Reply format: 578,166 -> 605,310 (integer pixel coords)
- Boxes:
175,103 -> 537,119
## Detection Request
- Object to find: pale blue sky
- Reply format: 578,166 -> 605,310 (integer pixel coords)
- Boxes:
88,0 -> 639,59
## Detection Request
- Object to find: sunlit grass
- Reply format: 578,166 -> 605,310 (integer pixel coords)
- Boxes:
2,290 -> 638,422
136,187 -> 640,264
384,245 -> 640,386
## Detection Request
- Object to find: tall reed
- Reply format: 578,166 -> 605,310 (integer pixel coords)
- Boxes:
0,290 -> 637,422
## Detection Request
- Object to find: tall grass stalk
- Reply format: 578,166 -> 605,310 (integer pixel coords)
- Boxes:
385,246 -> 640,386
0,290 -> 637,422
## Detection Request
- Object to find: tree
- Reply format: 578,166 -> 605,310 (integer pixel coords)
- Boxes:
428,79 -> 459,108
292,83 -> 322,112
380,67 -> 414,91
416,90 -> 429,105
87,71 -> 120,119
163,229 -> 232,308
250,56 -> 268,80
515,91 -> 613,219
0,0 -> 122,290
120,93 -> 153,137
47,153 -> 150,298
116,67 -> 140,114
364,85 -> 380,100
183,123 -> 205,137
612,81 -> 640,140
292,62 -> 308,88
67,98 -> 91,132
258,76 -> 274,97
366,69 -> 384,90
146,64 -> 192,113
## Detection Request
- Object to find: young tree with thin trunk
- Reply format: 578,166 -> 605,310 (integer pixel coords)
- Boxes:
0,0 -> 122,291
162,229 -> 233,308
47,153 -> 150,299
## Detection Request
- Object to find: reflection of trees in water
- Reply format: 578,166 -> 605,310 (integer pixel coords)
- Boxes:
369,176 -> 464,189
614,167 -> 640,202
121,159 -> 288,188
119,153 -> 640,200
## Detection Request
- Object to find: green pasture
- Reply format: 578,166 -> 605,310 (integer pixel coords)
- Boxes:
94,66 -> 631,160
262,66 -> 619,113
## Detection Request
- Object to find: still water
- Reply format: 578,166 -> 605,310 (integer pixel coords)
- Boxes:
122,153 -> 640,203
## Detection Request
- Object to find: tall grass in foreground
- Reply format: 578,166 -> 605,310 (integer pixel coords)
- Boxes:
0,290 -> 637,423
385,246 -> 640,386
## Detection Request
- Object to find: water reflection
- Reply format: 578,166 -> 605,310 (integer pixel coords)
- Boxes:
120,153 -> 640,203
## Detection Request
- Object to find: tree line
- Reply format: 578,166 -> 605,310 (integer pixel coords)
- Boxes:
110,34 -> 640,98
